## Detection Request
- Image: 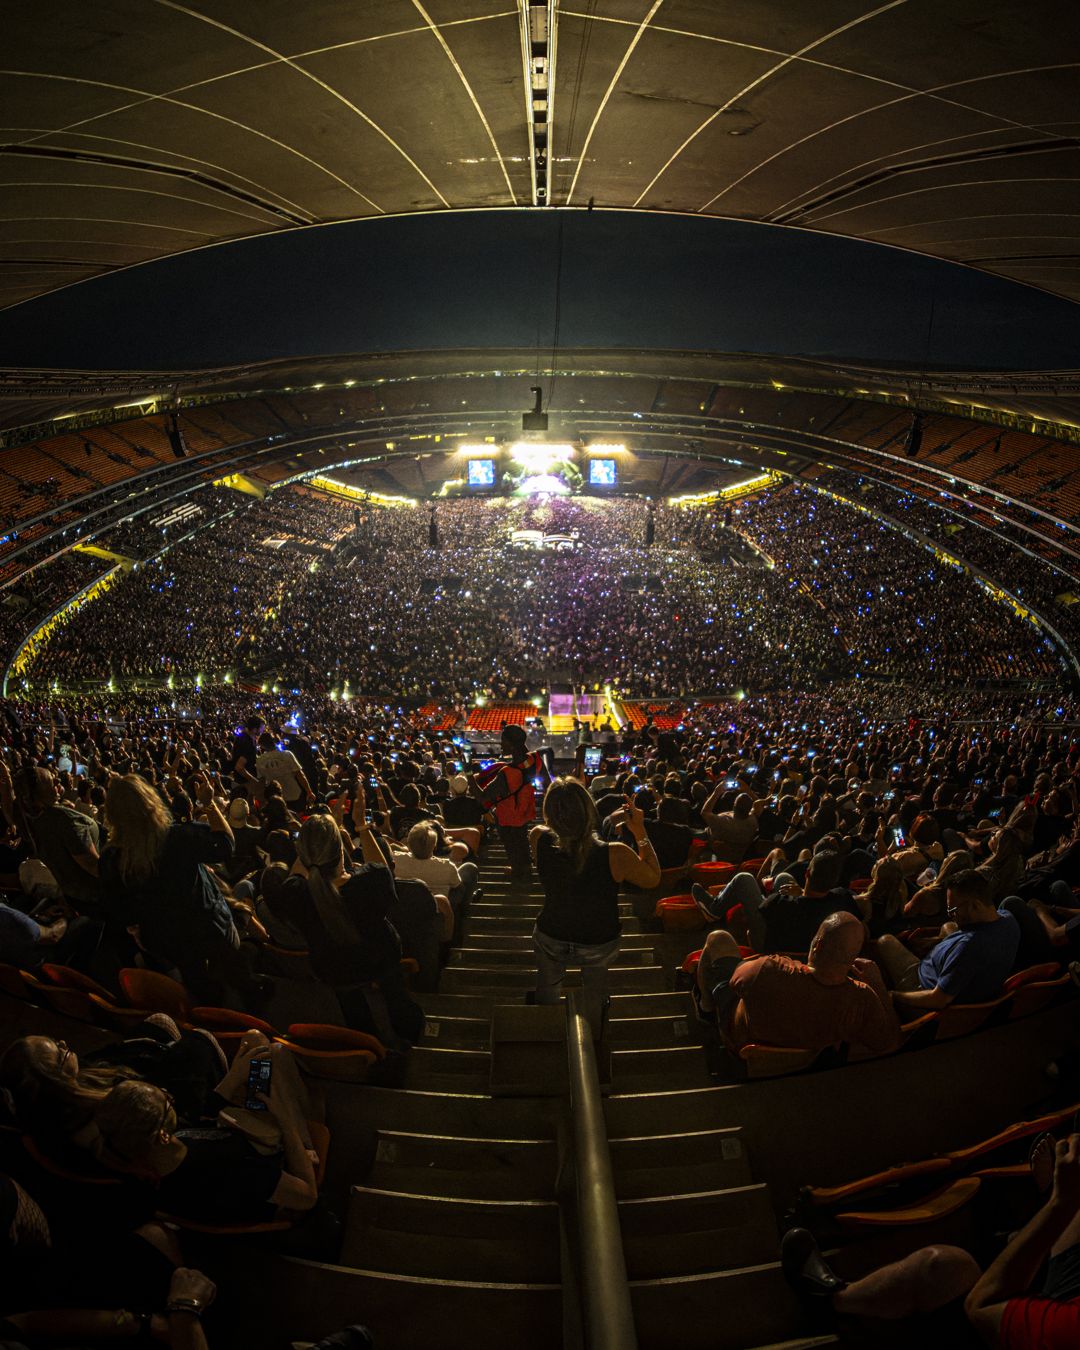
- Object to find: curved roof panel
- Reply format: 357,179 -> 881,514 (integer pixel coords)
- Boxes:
3,0 -> 1079,308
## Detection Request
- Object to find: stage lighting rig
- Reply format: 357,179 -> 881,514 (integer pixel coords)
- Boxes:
522,386 -> 548,432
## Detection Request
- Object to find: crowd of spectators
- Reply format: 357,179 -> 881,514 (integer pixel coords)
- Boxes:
732,485 -> 1063,682
13,484 -> 1070,699
811,467 -> 1080,649
0,669 -> 1076,1340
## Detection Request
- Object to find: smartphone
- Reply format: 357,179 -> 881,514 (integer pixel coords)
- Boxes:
583,746 -> 602,773
368,777 -> 378,790
892,826 -> 907,848
724,778 -> 739,789
453,761 -> 463,772
245,1055 -> 272,1111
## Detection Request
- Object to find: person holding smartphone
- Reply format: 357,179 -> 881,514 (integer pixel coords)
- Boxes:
528,780 -> 660,1008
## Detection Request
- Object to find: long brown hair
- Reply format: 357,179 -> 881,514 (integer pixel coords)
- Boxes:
105,774 -> 171,884
541,778 -> 601,874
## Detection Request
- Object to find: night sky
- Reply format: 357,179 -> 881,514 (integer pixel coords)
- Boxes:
4,209 -> 1080,372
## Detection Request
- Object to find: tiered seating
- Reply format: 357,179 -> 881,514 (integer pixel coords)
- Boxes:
618,700 -> 687,730
415,702 -> 460,731
465,702 -> 531,731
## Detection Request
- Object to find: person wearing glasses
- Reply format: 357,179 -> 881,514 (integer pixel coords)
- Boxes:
873,869 -> 1020,1011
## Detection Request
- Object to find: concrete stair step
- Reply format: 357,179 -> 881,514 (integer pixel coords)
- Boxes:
342,1186 -> 560,1282
609,1013 -> 694,1047
619,1184 -> 779,1278
420,1015 -> 490,1048
459,930 -> 653,950
448,945 -> 656,969
210,1249 -> 561,1350
631,1263 -> 811,1350
463,915 -> 644,937
438,964 -> 667,994
611,1044 -> 711,1090
369,1130 -> 557,1201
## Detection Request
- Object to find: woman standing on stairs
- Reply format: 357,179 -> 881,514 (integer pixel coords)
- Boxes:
530,779 -> 661,1007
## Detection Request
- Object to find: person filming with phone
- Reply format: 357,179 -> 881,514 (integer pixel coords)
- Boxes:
528,780 -> 660,1008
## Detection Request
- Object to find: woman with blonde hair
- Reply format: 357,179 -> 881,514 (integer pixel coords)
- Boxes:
903,849 -> 974,923
276,808 -> 425,1047
528,778 -> 661,1006
858,857 -> 908,933
100,772 -> 266,1007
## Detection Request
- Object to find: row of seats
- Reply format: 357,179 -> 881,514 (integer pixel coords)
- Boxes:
465,703 -> 531,731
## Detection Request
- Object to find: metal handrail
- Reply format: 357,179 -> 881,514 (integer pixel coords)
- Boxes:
565,994 -> 638,1350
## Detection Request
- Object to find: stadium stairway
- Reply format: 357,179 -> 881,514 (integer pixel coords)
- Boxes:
193,839 -> 842,1350
14,837 -> 1075,1346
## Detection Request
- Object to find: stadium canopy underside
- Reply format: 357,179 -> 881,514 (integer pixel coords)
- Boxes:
4,0 -> 1080,313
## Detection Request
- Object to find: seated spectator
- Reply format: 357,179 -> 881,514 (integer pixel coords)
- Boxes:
694,852 -> 859,956
14,764 -> 102,915
0,1026 -> 229,1157
660,775 -> 691,825
978,826 -> 1027,904
781,1132 -> 1080,1347
903,849 -> 974,923
588,759 -> 619,797
99,773 -> 267,1009
0,897 -> 99,973
885,813 -> 945,881
701,786 -> 759,864
694,911 -> 900,1055
391,821 -> 479,927
279,811 -> 424,1047
858,858 -> 908,932
255,731 -> 314,811
95,1040 -> 320,1224
875,869 -> 1020,1011
442,773 -> 486,833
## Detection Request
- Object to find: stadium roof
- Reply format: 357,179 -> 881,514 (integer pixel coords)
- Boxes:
5,0 -> 1080,314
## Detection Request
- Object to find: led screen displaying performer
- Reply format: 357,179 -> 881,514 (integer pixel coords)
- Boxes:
467,458 -> 495,487
589,458 -> 617,486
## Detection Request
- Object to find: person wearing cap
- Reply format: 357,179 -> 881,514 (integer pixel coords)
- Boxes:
470,725 -> 550,883
442,772 -> 487,839
225,796 -> 264,882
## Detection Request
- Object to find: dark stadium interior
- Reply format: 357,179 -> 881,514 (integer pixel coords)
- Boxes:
1,4 -> 1080,1349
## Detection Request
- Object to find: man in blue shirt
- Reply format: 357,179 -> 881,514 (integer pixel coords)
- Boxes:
875,870 -> 1020,1010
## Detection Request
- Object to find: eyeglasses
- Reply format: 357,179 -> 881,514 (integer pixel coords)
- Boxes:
54,1040 -> 74,1074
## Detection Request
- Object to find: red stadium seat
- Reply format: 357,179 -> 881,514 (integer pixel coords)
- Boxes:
118,969 -> 193,1022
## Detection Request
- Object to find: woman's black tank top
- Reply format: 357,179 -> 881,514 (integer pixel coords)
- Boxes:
536,832 -> 620,944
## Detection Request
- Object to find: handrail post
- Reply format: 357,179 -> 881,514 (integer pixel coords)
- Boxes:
565,991 -> 638,1350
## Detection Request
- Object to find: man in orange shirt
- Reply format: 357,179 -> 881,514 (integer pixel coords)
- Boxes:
695,911 -> 900,1057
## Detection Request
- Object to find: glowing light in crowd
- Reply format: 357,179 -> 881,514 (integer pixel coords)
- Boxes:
517,473 -> 570,496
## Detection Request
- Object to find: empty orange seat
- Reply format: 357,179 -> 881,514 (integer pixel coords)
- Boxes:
39,964 -> 118,1003
654,895 -> 707,932
836,1176 -> 981,1230
118,968 -> 193,1022
690,861 -> 737,887
284,1023 -> 386,1059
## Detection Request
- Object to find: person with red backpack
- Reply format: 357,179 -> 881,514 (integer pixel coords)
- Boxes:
470,725 -> 549,882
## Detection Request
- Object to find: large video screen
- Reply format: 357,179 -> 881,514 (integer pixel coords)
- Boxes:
467,458 -> 496,487
589,458 -> 616,486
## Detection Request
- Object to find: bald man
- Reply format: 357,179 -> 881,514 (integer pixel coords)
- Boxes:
695,912 -> 901,1056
